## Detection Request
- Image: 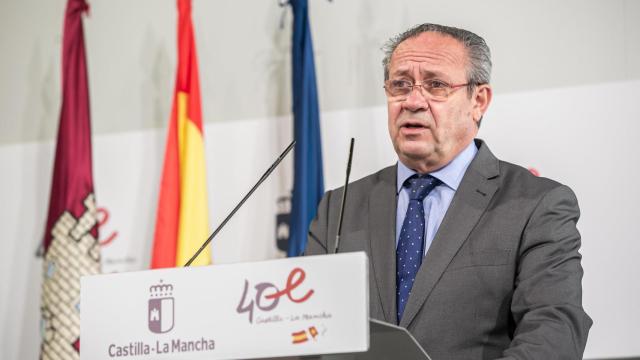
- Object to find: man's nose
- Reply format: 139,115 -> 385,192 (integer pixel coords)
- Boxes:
402,86 -> 429,112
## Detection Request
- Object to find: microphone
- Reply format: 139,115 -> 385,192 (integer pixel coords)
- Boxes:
333,138 -> 354,254
183,140 -> 296,267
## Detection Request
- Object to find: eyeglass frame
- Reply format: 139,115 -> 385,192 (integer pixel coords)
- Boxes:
383,78 -> 476,101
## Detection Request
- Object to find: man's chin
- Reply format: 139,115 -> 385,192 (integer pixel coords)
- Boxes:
398,143 -> 433,160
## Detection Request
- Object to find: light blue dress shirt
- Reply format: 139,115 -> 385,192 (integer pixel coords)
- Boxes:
395,141 -> 478,256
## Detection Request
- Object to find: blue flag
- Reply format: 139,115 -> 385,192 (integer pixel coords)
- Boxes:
288,0 -> 324,257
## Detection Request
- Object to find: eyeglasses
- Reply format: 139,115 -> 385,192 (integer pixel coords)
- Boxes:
384,79 -> 471,101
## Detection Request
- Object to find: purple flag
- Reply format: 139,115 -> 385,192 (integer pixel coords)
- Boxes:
41,0 -> 100,358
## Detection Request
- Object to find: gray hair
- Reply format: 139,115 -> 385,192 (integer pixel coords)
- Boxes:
382,23 -> 492,92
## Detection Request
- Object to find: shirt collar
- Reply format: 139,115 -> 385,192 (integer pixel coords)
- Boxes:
396,141 -> 478,194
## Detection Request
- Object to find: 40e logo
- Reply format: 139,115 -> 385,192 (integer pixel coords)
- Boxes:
236,267 -> 314,323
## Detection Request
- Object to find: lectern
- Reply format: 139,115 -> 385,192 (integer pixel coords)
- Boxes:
81,252 -> 430,359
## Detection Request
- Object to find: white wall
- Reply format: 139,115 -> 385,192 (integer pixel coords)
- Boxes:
2,0 -> 640,144
1,0 -> 639,359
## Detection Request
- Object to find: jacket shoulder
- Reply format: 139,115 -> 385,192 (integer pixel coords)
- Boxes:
330,164 -> 395,194
321,164 -> 395,210
497,159 -> 576,201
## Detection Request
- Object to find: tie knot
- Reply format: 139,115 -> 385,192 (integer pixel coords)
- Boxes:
404,175 -> 440,201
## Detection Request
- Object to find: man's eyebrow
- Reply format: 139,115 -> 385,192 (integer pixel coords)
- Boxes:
420,70 -> 447,78
390,68 -> 412,77
389,67 -> 448,79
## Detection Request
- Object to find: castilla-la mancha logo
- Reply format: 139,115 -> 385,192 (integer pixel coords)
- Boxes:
148,280 -> 175,334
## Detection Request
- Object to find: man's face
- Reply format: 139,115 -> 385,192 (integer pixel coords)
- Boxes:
386,32 -> 490,173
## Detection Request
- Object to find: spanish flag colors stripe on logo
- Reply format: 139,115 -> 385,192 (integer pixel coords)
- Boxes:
291,330 -> 309,344
152,0 -> 210,268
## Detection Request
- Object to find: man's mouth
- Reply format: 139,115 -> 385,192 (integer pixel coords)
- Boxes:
400,121 -> 428,133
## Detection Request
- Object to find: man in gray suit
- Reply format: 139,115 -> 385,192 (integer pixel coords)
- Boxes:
305,24 -> 592,359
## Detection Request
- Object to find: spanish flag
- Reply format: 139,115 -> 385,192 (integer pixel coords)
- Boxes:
291,330 -> 309,344
152,0 -> 210,268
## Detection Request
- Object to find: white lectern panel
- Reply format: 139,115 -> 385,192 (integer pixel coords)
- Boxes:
81,252 -> 369,359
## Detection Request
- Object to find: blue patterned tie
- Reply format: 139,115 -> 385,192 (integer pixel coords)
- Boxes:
396,175 -> 441,322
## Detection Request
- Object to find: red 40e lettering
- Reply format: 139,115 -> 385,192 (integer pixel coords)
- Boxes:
236,267 -> 314,323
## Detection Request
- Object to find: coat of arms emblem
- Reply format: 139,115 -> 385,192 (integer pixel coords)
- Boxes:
148,280 -> 174,333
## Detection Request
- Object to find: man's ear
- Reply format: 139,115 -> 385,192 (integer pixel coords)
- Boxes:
472,84 -> 492,124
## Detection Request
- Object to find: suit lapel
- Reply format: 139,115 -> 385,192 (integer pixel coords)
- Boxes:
368,166 -> 398,324
399,140 -> 500,328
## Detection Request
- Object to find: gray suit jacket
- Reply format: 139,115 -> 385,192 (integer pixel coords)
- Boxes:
305,140 -> 592,360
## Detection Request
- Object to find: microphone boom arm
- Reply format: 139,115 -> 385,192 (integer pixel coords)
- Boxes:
184,140 -> 296,267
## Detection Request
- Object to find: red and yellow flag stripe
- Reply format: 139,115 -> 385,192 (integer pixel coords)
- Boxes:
291,330 -> 309,344
152,0 -> 210,268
